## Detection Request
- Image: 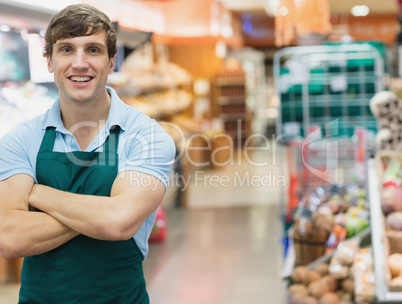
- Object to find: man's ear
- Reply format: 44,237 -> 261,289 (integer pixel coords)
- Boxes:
47,57 -> 54,73
108,56 -> 116,74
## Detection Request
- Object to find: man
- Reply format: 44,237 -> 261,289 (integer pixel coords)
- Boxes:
0,4 -> 175,303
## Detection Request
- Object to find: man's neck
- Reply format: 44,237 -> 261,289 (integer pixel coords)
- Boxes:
60,90 -> 111,151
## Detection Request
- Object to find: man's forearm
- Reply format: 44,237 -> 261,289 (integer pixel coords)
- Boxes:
0,209 -> 78,259
0,174 -> 79,260
28,171 -> 165,240
29,184 -> 122,241
29,173 -> 165,242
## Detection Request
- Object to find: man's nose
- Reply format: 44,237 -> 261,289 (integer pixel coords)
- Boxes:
72,50 -> 88,69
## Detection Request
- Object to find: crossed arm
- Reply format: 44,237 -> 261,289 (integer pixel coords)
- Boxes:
0,171 -> 165,260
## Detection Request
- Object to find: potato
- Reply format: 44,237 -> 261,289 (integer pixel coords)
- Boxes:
292,266 -> 309,284
390,276 -> 402,286
340,292 -> 353,301
338,290 -> 353,301
304,270 -> 321,285
313,263 -> 329,276
341,278 -> 355,294
308,280 -> 330,298
321,275 -> 338,292
320,292 -> 339,303
289,284 -> 309,298
299,296 -> 318,304
388,253 -> 402,277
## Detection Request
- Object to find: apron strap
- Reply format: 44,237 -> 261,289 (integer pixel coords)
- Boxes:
38,127 -> 56,153
103,125 -> 120,163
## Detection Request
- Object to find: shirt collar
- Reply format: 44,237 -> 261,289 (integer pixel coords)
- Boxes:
43,86 -> 128,133
105,86 -> 128,132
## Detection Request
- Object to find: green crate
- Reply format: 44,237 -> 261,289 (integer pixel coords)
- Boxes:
348,105 -> 362,116
295,105 -> 303,121
347,83 -> 360,95
281,107 -> 291,122
309,84 -> 325,95
330,105 -> 343,117
325,41 -> 387,72
365,105 -> 372,116
288,84 -> 303,95
280,67 -> 290,75
281,93 -> 290,103
365,82 -> 375,94
276,43 -> 383,140
310,107 -> 325,118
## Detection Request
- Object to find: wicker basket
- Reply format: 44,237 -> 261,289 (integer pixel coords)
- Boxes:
293,224 -> 329,266
383,229 -> 402,291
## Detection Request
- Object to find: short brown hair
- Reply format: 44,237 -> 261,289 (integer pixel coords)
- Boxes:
43,4 -> 117,59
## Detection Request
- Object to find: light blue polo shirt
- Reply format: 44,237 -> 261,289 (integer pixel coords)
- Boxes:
0,86 -> 176,259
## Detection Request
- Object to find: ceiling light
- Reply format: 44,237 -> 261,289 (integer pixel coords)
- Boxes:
351,5 -> 369,17
0,25 -> 11,32
264,0 -> 280,17
279,6 -> 288,16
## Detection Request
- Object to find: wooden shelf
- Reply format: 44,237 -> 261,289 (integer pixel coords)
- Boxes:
218,96 -> 245,105
215,79 -> 246,86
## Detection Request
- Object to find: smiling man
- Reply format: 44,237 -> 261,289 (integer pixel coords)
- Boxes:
0,4 -> 175,303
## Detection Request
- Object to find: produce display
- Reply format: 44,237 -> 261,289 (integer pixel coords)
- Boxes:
388,253 -> 402,286
369,91 -> 402,150
292,184 -> 370,265
376,151 -> 402,291
370,85 -> 402,294
379,154 -> 402,217
353,247 -> 375,303
288,240 -> 374,304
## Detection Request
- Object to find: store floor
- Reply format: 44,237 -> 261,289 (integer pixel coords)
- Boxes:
0,149 -> 287,303
144,205 -> 287,304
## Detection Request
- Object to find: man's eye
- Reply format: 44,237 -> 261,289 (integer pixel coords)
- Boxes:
61,48 -> 72,53
89,48 -> 99,54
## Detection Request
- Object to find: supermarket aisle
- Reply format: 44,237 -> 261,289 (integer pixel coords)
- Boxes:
144,205 -> 287,304
143,148 -> 287,304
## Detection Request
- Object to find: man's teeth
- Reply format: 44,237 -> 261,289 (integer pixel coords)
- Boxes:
70,76 -> 91,82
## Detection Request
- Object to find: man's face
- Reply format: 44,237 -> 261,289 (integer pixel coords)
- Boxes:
47,29 -> 115,104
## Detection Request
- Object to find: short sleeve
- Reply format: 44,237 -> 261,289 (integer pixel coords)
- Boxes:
118,119 -> 176,190
0,125 -> 36,182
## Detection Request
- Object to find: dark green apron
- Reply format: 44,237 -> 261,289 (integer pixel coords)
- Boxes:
19,126 -> 149,304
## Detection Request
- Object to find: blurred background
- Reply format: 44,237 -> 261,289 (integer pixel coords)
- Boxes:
0,0 -> 401,303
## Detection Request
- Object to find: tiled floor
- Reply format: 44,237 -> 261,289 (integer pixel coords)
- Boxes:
0,149 -> 288,303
